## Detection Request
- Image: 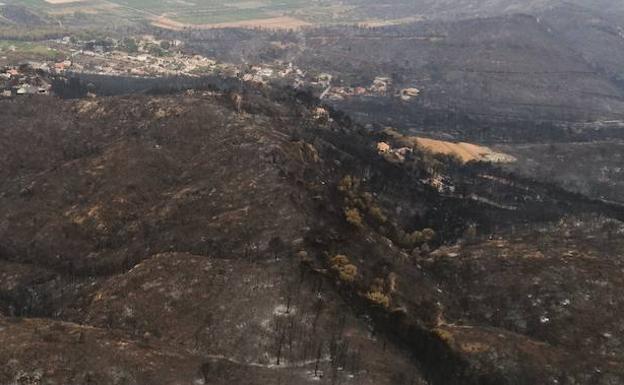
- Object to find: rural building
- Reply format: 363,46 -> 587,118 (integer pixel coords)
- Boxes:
377,142 -> 391,153
16,85 -> 39,95
371,76 -> 392,94
400,87 -> 420,101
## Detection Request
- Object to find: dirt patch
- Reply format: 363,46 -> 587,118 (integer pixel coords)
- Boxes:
151,15 -> 312,31
415,137 -> 516,163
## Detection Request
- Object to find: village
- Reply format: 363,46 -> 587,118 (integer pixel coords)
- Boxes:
322,76 -> 421,101
1,34 -> 422,102
0,63 -> 55,97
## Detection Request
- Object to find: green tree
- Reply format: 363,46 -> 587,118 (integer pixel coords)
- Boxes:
122,38 -> 138,53
159,40 -> 171,50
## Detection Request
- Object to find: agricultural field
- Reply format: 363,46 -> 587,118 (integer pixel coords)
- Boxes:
0,40 -> 61,63
1,0 -> 336,29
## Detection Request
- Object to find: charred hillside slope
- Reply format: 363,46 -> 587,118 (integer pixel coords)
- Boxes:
0,86 -> 623,385
172,11 -> 624,143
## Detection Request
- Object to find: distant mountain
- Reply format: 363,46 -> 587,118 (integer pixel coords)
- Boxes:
539,3 -> 624,84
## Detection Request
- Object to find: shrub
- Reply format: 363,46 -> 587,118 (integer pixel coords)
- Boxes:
160,40 -> 171,50
330,254 -> 349,268
368,205 -> 387,224
404,231 -> 424,246
122,38 -> 138,53
396,228 -> 436,249
345,207 -> 364,228
366,291 -> 390,308
462,225 -> 478,244
370,277 -> 385,292
422,228 -> 436,241
361,192 -> 374,207
434,328 -> 454,344
339,264 -> 358,282
329,255 -> 358,283
338,175 -> 358,193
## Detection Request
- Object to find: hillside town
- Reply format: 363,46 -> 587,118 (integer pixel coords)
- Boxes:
0,64 -> 54,97
2,34 -> 424,102
323,76 -> 421,101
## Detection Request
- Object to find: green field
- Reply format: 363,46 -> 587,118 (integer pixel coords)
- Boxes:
115,0 -> 311,24
35,0 -> 308,23
0,39 -> 61,61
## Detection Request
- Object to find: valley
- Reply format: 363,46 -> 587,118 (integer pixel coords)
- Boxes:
0,1 -> 623,385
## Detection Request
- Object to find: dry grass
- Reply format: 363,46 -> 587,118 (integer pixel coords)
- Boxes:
415,137 -> 516,164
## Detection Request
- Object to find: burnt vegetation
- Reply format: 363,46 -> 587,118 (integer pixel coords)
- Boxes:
0,75 -> 623,385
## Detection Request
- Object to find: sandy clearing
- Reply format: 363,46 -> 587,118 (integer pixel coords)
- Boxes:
152,15 -> 311,31
415,137 -> 516,163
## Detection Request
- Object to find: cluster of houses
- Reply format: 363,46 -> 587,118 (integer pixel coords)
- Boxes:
2,32 -> 402,103
324,76 -> 421,101
72,49 -> 221,77
0,64 -> 56,98
58,34 -> 422,103
377,141 -> 455,194
241,62 -> 306,85
1,35 -> 311,98
2,32 -> 422,106
44,35 -> 217,78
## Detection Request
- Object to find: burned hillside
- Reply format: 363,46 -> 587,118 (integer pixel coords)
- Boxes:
0,84 -> 623,385
166,12 -> 624,144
